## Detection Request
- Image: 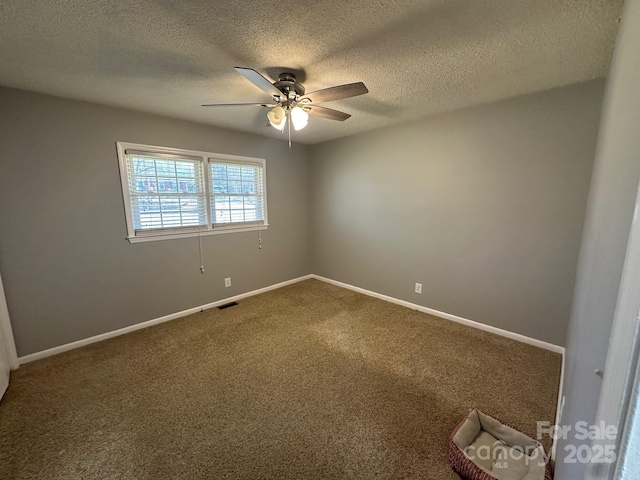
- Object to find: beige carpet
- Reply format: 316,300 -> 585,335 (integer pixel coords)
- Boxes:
0,279 -> 561,479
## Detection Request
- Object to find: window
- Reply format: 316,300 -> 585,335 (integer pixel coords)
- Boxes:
210,162 -> 265,227
117,142 -> 267,243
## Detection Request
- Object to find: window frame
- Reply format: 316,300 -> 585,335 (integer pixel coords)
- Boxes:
116,142 -> 268,243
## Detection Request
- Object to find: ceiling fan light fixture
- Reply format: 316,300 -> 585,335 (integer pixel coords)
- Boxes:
290,106 -> 309,131
267,106 -> 287,130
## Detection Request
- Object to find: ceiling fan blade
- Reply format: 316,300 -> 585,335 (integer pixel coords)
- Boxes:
234,67 -> 285,100
201,102 -> 274,107
307,105 -> 351,121
301,82 -> 368,104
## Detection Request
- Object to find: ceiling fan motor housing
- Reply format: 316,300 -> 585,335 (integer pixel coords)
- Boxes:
274,72 -> 305,98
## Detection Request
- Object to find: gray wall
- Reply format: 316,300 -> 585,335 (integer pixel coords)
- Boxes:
0,79 -> 607,357
0,88 -> 312,357
556,1 -> 640,478
310,80 -> 605,347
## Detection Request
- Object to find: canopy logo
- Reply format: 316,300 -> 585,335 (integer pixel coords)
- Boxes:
463,443 -> 550,469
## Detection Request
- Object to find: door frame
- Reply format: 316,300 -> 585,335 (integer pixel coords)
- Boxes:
586,174 -> 640,479
0,271 -> 19,370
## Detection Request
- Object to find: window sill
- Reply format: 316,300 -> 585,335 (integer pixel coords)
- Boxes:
126,224 -> 269,243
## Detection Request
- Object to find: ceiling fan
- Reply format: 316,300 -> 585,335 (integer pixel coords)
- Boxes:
202,67 -> 369,145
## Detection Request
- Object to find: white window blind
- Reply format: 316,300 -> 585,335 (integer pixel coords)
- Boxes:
209,161 -> 265,228
117,142 -> 268,243
125,152 -> 207,235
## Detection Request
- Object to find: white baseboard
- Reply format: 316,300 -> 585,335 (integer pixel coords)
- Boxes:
311,274 -> 565,355
19,272 -> 565,361
18,274 -> 314,365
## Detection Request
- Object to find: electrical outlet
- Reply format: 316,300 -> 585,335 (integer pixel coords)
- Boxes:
415,283 -> 422,294
224,277 -> 231,288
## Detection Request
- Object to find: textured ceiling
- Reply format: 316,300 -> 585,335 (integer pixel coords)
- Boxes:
0,0 -> 623,145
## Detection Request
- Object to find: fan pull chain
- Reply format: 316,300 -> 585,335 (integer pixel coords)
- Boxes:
288,109 -> 292,148
198,227 -> 205,274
